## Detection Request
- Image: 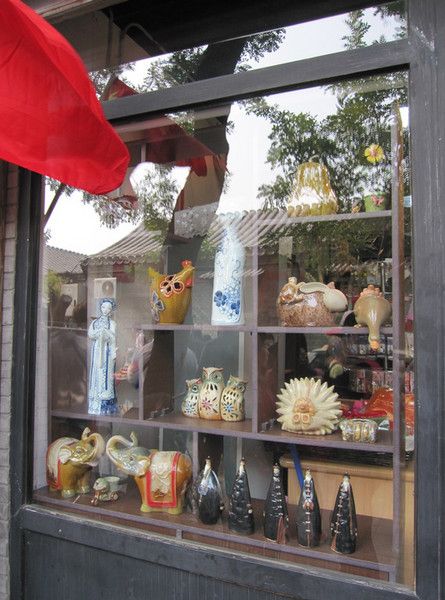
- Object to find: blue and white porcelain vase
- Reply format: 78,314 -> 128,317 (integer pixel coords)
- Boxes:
211,220 -> 245,325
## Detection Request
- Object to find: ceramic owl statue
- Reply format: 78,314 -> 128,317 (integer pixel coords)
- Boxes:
220,375 -> 247,422
181,378 -> 202,418
198,367 -> 224,420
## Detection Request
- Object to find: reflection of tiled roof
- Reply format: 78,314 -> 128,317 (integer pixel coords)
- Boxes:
87,224 -> 163,265
176,205 -> 392,249
84,207 -> 391,265
45,246 -> 86,274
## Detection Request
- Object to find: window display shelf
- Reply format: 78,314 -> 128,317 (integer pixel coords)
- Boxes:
257,326 -> 392,335
139,324 -> 392,335
51,410 -> 254,438
52,408 -> 141,425
140,412 -> 253,436
140,323 -> 253,332
51,409 -> 393,452
263,208 -> 392,227
258,423 -> 393,453
33,486 -> 395,582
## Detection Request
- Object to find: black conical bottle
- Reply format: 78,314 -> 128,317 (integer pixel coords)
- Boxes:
228,458 -> 255,535
330,473 -> 358,554
296,469 -> 322,547
263,464 -> 289,543
196,457 -> 224,525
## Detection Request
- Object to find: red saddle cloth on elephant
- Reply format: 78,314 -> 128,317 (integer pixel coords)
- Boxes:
145,451 -> 180,508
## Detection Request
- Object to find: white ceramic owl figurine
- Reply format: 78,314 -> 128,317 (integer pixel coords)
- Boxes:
182,378 -> 202,418
198,367 -> 224,420
221,375 -> 247,422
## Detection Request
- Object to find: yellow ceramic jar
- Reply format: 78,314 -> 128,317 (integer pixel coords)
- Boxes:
148,260 -> 195,324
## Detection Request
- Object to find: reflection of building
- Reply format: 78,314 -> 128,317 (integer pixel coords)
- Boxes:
85,226 -> 163,357
44,245 -> 87,324
44,245 -> 86,280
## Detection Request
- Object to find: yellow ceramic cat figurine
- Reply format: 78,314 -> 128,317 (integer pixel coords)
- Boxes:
148,260 -> 195,324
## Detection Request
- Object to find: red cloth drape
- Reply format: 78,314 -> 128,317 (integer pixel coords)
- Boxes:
0,0 -> 129,194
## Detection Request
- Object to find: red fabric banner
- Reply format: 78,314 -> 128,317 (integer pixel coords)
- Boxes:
0,0 -> 129,194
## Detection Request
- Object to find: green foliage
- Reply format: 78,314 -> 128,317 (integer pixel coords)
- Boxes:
139,30 -> 285,91
374,1 -> 407,39
136,165 -> 178,234
242,4 -> 408,281
142,48 -> 206,91
45,270 -> 64,301
342,10 -> 370,49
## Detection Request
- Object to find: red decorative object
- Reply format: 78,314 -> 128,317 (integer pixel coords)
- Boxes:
0,0 -> 129,194
145,451 -> 180,508
367,387 -> 415,434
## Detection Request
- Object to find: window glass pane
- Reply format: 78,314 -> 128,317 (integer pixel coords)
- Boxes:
34,70 -> 414,589
55,2 -> 406,96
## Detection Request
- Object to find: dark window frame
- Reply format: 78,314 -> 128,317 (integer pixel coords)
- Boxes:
10,0 -> 445,598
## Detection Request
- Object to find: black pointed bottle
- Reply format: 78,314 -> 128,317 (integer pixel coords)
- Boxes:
196,457 -> 224,525
330,473 -> 358,554
296,468 -> 322,547
228,458 -> 255,535
263,464 -> 289,543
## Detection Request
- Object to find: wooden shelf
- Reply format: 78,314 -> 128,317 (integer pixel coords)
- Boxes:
139,323 -> 392,336
261,209 -> 392,226
51,409 -> 254,439
258,423 -> 393,453
141,412 -> 253,436
140,323 -> 253,332
51,409 -> 392,452
258,326 -> 392,335
34,485 -> 395,581
52,407 -> 141,426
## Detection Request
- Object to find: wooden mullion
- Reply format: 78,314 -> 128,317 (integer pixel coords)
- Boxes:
103,39 -> 411,123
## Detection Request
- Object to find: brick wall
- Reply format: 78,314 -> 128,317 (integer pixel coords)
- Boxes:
0,164 -> 18,600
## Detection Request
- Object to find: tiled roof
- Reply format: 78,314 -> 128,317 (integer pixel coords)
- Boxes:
44,246 -> 87,274
87,224 -> 163,265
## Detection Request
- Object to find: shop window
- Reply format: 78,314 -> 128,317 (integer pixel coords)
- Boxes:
33,6 -> 414,591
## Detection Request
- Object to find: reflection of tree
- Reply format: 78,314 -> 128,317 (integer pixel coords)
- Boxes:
244,6 -> 408,281
245,71 -> 407,214
141,31 -> 285,91
46,30 -> 285,233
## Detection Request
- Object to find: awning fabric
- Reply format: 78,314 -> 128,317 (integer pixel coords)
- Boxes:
0,0 -> 129,194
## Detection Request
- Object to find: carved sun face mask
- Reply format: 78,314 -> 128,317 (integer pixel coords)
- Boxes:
276,377 -> 342,436
292,398 -> 316,427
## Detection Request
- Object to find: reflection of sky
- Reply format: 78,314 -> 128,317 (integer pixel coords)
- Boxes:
46,8 -> 404,254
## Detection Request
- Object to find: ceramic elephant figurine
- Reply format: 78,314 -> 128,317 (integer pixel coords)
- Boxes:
106,432 -> 192,515
46,427 -> 105,498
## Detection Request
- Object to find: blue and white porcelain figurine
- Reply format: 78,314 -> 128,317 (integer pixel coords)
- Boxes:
211,219 -> 245,325
88,298 -> 117,415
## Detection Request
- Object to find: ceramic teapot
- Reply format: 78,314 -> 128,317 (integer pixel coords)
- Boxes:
277,278 -> 347,327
